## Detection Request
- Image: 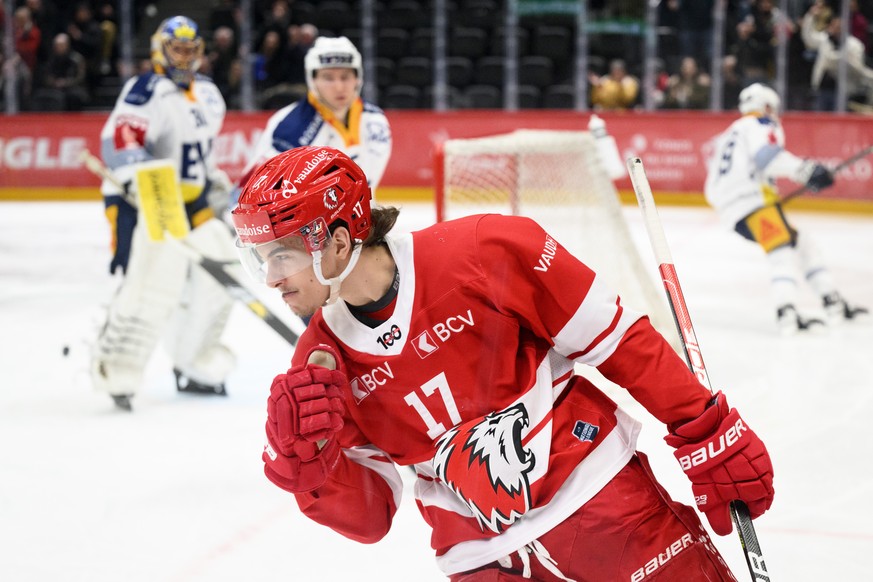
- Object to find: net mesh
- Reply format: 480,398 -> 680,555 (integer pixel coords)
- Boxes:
438,129 -> 678,346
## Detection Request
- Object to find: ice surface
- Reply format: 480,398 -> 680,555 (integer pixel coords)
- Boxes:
1,201 -> 871,581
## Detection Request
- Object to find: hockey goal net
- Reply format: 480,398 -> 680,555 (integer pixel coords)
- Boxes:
434,129 -> 679,347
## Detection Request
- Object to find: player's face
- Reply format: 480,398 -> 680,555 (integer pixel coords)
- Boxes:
269,263 -> 330,318
313,68 -> 358,113
261,237 -> 335,317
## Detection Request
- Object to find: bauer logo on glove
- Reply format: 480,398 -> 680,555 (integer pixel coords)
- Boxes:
675,416 -> 748,471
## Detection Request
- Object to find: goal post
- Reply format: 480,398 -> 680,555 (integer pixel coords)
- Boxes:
433,129 -> 680,349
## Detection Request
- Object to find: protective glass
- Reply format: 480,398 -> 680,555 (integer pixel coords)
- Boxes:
236,218 -> 332,284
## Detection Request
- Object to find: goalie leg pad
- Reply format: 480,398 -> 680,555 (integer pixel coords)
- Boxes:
92,226 -> 190,395
164,218 -> 237,387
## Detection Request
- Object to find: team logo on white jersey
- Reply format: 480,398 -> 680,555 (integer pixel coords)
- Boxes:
432,404 -> 535,533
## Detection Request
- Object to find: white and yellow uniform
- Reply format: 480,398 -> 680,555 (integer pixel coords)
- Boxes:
704,113 -> 806,229
703,110 -> 857,329
92,70 -> 237,403
239,94 -> 392,196
100,71 -> 226,222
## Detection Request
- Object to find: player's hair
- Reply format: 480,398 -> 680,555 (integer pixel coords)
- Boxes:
363,207 -> 400,248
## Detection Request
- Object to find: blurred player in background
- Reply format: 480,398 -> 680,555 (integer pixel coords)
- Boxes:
92,16 -> 238,410
230,146 -> 775,581
705,82 -> 868,333
231,35 -> 392,208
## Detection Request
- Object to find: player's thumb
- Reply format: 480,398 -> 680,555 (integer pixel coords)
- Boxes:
706,506 -> 734,536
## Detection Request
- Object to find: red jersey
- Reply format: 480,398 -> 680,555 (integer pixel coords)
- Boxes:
290,214 -> 711,575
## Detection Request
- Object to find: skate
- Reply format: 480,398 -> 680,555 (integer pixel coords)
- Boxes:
822,293 -> 869,321
173,369 -> 228,396
776,304 -> 825,334
111,394 -> 133,411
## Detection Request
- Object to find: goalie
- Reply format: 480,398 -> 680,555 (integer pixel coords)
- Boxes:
92,15 -> 237,410
704,83 -> 867,333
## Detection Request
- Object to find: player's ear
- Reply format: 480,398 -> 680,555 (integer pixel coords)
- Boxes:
330,225 -> 353,260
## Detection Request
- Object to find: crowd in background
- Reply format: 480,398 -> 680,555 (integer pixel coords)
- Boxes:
2,0 -> 872,113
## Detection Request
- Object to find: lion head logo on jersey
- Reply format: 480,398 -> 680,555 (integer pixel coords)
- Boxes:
432,403 -> 535,533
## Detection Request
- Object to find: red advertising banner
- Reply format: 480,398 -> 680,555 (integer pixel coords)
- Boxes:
2,110 -> 871,205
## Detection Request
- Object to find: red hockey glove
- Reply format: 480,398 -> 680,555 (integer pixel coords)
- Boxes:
664,392 -> 774,536
262,350 -> 347,493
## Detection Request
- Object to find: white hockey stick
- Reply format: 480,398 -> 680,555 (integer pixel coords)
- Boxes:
627,158 -> 771,582
79,149 -> 300,345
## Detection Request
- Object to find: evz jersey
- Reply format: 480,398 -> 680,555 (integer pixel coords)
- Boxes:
291,214 -> 712,575
704,114 -> 805,226
241,95 -> 392,193
99,72 -> 226,205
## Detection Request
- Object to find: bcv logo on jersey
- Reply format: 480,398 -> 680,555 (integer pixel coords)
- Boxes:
412,309 -> 475,359
349,361 -> 394,404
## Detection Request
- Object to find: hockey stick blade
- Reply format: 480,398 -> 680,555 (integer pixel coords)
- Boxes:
80,149 -> 300,346
781,144 -> 873,204
627,157 -> 771,582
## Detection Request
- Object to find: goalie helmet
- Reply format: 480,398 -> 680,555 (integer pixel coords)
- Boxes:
304,36 -> 364,97
151,16 -> 204,89
231,147 -> 372,294
738,83 -> 781,117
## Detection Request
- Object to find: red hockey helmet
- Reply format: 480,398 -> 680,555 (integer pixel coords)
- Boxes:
231,146 -> 372,284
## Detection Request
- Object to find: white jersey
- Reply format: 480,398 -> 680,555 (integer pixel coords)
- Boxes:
240,94 -> 392,195
704,114 -> 805,226
99,72 -> 226,205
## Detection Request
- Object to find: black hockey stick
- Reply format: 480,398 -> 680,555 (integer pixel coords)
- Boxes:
627,158 -> 771,582
79,149 -> 300,345
780,144 -> 873,204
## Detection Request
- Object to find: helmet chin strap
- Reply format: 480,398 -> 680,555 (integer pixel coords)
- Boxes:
312,244 -> 363,306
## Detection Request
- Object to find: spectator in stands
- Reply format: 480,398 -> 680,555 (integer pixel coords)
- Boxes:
66,2 -> 103,87
13,6 -> 41,76
207,26 -> 238,105
24,0 -> 57,64
253,29 -> 290,94
678,0 -> 714,70
720,54 -> 743,110
284,23 -> 318,88
727,6 -> 775,87
663,56 -> 711,109
209,0 -> 239,35
96,1 -> 118,76
801,2 -> 873,110
37,32 -> 90,111
589,59 -> 639,110
256,0 -> 293,50
0,50 -> 33,111
849,0 -> 869,54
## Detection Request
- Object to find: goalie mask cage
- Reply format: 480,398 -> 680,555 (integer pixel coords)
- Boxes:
434,129 -> 679,347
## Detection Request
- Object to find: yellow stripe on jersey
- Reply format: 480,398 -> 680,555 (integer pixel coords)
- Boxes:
135,159 -> 190,241
308,93 -> 363,147
742,205 -> 794,252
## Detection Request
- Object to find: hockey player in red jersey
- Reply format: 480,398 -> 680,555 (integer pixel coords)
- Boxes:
231,146 -> 774,580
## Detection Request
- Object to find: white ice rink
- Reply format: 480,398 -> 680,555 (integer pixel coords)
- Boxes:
2,200 -> 871,581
